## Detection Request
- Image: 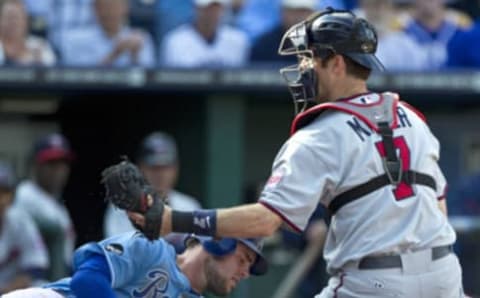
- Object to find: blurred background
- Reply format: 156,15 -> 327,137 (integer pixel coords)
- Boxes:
0,0 -> 479,297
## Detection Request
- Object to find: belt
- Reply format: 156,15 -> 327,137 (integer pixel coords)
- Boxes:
358,245 -> 453,270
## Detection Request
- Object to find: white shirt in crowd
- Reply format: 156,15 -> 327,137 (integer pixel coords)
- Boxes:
22,0 -> 95,51
376,32 -> 427,72
104,190 -> 201,238
0,207 -> 49,289
160,24 -> 249,68
61,26 -> 156,68
14,180 -> 75,265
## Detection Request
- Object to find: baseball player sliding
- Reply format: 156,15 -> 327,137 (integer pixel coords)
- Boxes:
103,7 -> 464,298
4,232 -> 267,297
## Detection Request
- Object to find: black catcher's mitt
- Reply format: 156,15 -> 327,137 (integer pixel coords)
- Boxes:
101,160 -> 165,240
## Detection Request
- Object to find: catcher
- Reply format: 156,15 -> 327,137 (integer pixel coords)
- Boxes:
3,231 -> 267,298
102,7 -> 464,298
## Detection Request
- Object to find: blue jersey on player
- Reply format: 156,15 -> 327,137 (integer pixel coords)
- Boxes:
44,232 -> 201,298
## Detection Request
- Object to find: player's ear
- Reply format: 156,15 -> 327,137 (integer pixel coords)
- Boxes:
330,55 -> 347,76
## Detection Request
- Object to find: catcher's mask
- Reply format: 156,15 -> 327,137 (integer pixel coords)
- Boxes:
278,7 -> 384,114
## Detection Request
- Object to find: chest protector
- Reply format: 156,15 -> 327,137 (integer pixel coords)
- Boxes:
290,92 -> 437,215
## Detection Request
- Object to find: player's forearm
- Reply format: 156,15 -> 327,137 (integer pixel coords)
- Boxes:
216,203 -> 282,237
164,203 -> 282,238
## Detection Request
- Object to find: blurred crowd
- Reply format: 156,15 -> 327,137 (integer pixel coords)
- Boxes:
0,0 -> 479,70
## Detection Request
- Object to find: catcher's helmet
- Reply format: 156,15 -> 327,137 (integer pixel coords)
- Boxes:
185,235 -> 268,275
278,8 -> 384,113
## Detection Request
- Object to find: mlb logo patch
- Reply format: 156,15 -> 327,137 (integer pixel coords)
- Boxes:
265,167 -> 286,190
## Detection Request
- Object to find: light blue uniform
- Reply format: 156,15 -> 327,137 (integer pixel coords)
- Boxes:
44,232 -> 201,298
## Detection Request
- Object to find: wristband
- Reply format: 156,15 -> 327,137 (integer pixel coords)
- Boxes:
172,209 -> 217,236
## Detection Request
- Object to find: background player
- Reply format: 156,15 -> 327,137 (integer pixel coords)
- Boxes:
4,233 -> 267,297
125,8 -> 464,297
14,133 -> 76,281
0,161 -> 49,295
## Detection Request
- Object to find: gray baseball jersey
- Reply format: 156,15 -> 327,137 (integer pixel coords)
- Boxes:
259,92 -> 456,273
14,180 -> 76,264
0,207 -> 49,288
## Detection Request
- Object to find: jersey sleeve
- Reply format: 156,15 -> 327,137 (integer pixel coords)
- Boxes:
98,234 -> 169,288
14,208 -> 49,271
259,138 -> 334,232
429,139 -> 447,200
424,124 -> 448,200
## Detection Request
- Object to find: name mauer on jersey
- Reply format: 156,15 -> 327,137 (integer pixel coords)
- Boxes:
347,106 -> 413,142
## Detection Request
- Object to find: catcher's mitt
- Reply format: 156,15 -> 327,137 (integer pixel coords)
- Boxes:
101,159 -> 165,240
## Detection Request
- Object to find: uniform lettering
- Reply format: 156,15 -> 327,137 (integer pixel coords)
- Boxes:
347,117 -> 371,141
397,107 -> 411,128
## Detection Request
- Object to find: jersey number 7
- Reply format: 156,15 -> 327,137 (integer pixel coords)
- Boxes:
375,136 -> 414,200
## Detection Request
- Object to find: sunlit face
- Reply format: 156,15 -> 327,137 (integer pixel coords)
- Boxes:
204,243 -> 256,296
0,1 -> 27,39
196,3 -> 224,31
414,0 -> 444,15
282,8 -> 314,30
360,0 -> 391,24
139,163 -> 178,194
94,0 -> 128,34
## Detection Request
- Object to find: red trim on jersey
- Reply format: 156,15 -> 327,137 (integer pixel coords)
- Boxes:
400,101 -> 427,123
438,185 -> 448,201
259,201 -> 302,233
290,93 -> 399,135
333,272 -> 346,298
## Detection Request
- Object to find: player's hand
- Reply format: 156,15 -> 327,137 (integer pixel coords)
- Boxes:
128,205 -> 172,237
101,159 -> 166,240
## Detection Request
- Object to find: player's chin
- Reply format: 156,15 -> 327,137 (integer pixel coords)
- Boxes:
209,282 -> 233,297
224,280 -> 238,295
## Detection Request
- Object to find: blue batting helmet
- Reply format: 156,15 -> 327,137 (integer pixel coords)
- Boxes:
185,235 -> 268,275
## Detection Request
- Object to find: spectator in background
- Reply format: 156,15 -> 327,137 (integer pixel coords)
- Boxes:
155,0 -> 195,46
250,0 -> 315,64
400,0 -> 471,70
447,0 -> 480,68
160,0 -> 249,68
236,0 -> 346,42
22,0 -> 94,52
104,132 -> 201,249
355,0 -> 426,71
14,133 -> 75,281
0,0 -> 56,66
0,161 -> 49,295
61,0 -> 155,67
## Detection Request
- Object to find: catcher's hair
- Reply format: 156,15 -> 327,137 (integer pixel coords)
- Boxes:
320,54 -> 371,80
